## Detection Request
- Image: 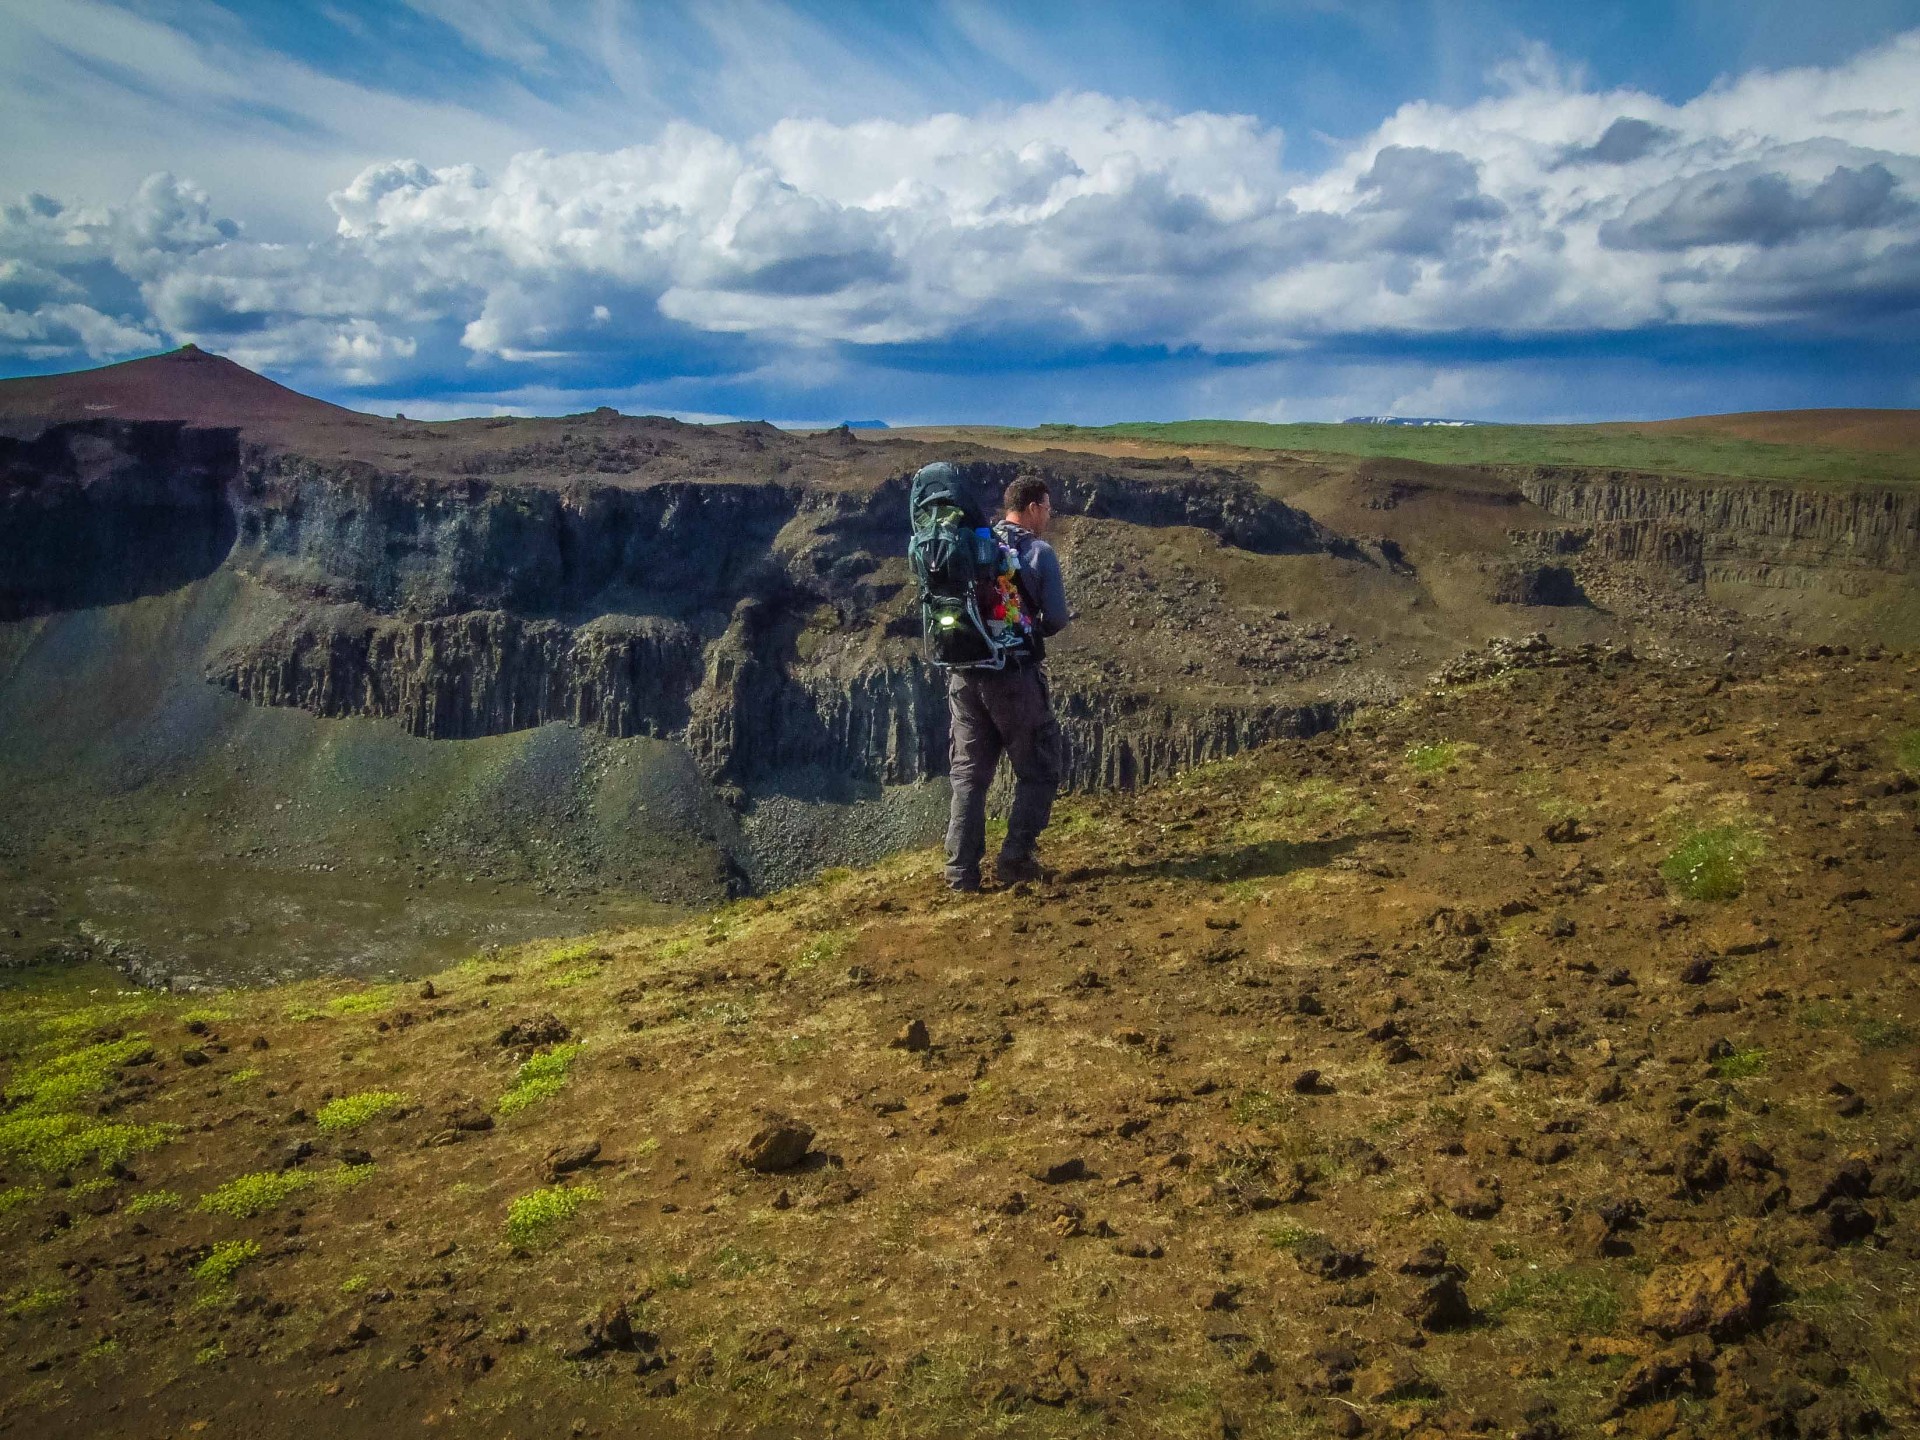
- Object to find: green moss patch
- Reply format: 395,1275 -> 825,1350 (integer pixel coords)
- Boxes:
198,1170 -> 313,1219
504,1183 -> 600,1250
1895,728 -> 1920,779
5,1035 -> 154,1111
498,1043 -> 581,1116
1660,825 -> 1765,901
1710,1046 -> 1767,1079
0,1112 -> 173,1173
324,989 -> 398,1018
192,1240 -> 261,1288
5,1284 -> 72,1319
315,1089 -> 408,1132
0,1185 -> 42,1215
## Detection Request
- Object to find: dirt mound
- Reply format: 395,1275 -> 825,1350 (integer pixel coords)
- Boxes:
0,346 -> 370,439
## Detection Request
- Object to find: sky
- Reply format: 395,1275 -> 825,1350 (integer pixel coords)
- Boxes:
2,0 -> 1918,425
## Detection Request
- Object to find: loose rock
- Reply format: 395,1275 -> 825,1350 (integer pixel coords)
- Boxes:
737,1116 -> 815,1173
1638,1256 -> 1776,1338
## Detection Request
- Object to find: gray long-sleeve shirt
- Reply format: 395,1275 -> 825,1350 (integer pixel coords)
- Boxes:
996,522 -> 1070,638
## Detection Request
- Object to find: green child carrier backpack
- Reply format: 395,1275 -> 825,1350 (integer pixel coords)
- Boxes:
907,462 -> 1037,670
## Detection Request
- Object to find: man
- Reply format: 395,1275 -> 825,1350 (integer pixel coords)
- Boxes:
945,475 -> 1071,892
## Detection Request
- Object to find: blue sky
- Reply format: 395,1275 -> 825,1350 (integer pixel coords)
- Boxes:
2,0 -> 1917,423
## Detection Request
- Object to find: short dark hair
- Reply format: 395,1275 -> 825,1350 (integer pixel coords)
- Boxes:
1004,476 -> 1051,515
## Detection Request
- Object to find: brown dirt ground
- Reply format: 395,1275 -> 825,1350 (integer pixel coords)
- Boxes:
1601,412 -> 1920,456
3,640 -> 1918,1439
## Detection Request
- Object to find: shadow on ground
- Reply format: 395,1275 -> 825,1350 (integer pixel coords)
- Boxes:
1068,832 -> 1378,885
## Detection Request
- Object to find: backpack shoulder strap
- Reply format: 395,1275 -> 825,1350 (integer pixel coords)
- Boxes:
993,522 -> 1043,613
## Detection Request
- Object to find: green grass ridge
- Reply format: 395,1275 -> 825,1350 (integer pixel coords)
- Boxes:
1014,419 -> 1920,486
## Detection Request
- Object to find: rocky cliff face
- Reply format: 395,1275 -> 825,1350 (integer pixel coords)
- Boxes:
0,420 -> 237,620
206,444 -> 1355,789
232,457 -> 799,617
8,392 -> 1915,886
0,420 -> 1351,796
1519,471 -> 1920,596
208,607 -> 708,741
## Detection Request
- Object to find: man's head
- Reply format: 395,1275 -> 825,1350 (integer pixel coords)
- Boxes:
1003,476 -> 1053,536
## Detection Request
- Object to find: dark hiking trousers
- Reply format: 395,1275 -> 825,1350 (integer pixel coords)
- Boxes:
945,662 -> 1066,886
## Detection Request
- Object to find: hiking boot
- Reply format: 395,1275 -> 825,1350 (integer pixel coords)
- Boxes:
995,854 -> 1046,886
946,871 -> 982,894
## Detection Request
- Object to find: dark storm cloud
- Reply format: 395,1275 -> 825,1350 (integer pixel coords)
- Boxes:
1600,162 -> 1914,250
1558,116 -> 1677,166
1348,146 -> 1506,256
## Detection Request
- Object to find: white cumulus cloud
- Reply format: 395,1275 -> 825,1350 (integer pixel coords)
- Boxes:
2,32 -> 1917,400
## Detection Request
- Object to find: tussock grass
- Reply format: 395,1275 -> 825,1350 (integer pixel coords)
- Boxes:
504,1183 -> 600,1250
1659,825 -> 1765,901
1262,1220 -> 1321,1254
1229,1087 -> 1292,1127
792,929 -> 852,971
1484,1266 -> 1624,1334
536,940 -> 605,966
1710,1045 -> 1767,1079
1405,741 -> 1465,775
1853,1015 -> 1916,1051
1240,778 -> 1373,842
1895,728 -> 1920,778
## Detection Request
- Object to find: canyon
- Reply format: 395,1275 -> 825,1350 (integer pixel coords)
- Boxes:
2,348 -> 1916,955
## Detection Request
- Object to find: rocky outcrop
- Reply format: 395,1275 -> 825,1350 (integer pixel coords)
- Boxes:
208,607 -> 706,740
1488,562 -> 1587,606
929,460 -> 1347,556
684,637 -> 1350,791
1053,689 -> 1352,790
1507,520 -> 1706,586
1518,470 -> 1920,596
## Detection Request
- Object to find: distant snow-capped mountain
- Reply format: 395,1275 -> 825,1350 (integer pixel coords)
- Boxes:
1341,415 -> 1491,426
